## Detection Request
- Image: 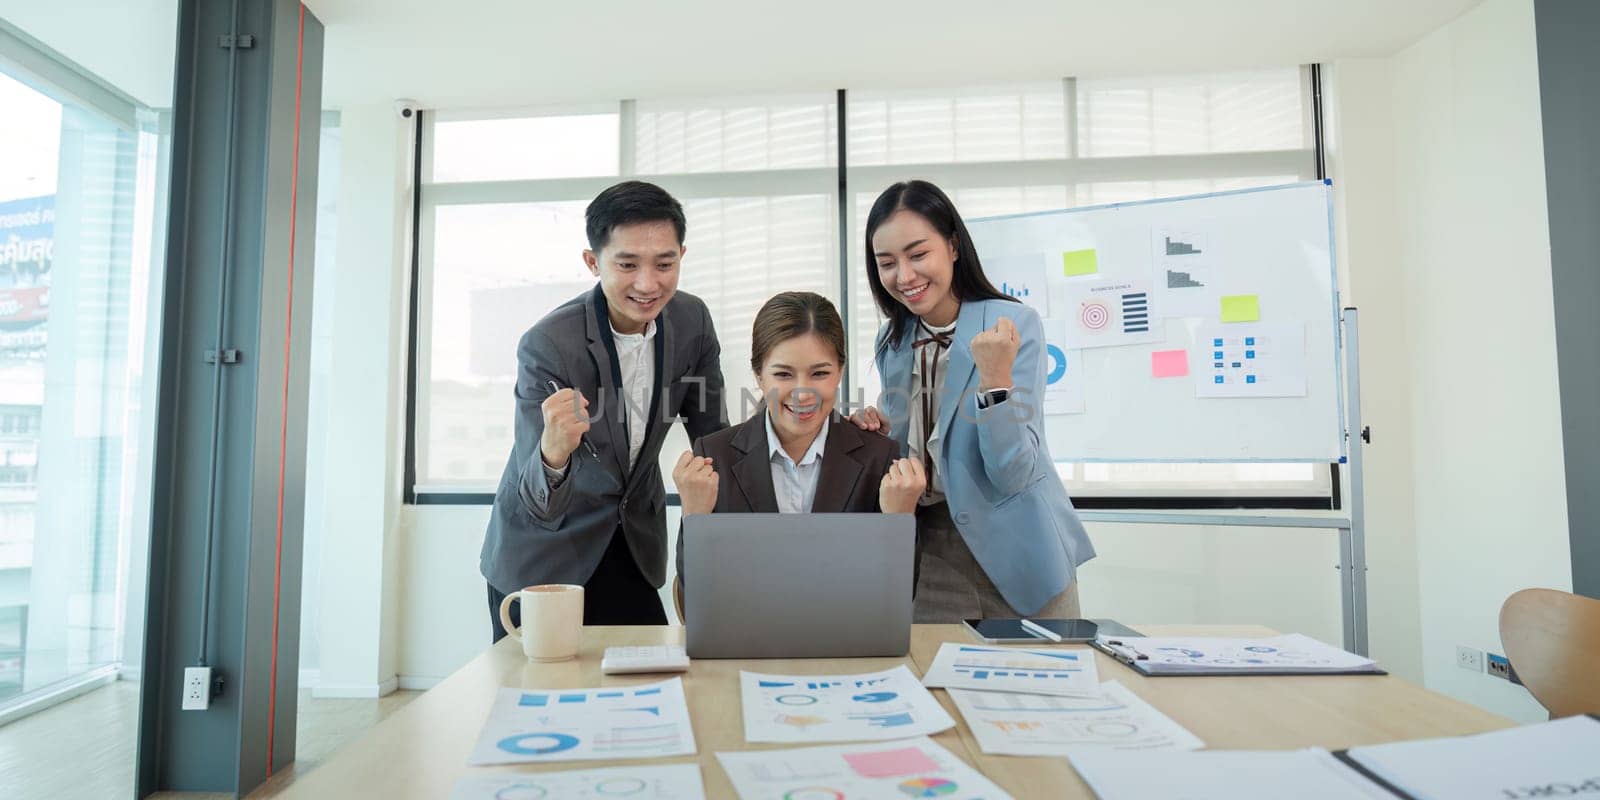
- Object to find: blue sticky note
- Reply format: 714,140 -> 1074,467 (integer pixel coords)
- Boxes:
1246,350 -> 1256,359
1246,375 -> 1257,384
1245,337 -> 1256,345
1232,362 -> 1242,368
1213,362 -> 1223,368
1214,376 -> 1224,384
1213,351 -> 1223,359
1213,338 -> 1224,346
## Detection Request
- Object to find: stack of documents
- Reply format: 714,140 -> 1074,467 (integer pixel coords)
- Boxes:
920,642 -> 1204,756
1343,715 -> 1600,800
1093,633 -> 1383,676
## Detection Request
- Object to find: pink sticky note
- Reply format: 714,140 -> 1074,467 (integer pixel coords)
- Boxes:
1152,349 -> 1189,378
843,746 -> 942,778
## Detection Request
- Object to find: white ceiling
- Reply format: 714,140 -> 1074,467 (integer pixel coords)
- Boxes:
308,0 -> 1487,110
1,0 -> 1486,112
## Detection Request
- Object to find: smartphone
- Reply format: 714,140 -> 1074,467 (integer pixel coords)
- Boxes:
963,618 -> 1102,644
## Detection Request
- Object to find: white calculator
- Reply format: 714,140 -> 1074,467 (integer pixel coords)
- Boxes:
600,645 -> 690,674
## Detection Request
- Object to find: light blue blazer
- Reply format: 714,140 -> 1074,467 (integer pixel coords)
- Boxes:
874,298 -> 1096,615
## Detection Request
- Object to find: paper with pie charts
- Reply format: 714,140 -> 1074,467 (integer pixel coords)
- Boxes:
716,736 -> 1014,800
449,763 -> 706,799
740,665 -> 956,743
466,678 -> 697,765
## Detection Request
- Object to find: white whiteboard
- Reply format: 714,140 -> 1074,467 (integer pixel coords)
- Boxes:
966,181 -> 1343,462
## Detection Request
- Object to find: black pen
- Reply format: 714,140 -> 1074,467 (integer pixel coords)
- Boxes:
547,380 -> 600,460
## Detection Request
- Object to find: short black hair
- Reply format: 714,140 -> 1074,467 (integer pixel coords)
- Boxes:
585,181 -> 687,253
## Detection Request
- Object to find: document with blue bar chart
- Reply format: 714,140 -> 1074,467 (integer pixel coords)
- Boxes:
920,642 -> 1101,698
467,677 -> 697,765
740,665 -> 956,743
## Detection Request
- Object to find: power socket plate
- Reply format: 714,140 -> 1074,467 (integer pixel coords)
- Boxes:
183,666 -> 211,711
1455,645 -> 1484,673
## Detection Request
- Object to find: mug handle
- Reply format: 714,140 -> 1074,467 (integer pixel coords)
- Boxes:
498,592 -> 522,640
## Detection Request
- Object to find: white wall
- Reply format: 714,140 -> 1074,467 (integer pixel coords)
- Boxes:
1390,0 -> 1571,722
304,103 -> 412,698
1328,0 -> 1572,721
1325,58 -> 1426,685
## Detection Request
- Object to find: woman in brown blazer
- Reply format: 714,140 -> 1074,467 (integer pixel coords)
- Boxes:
671,291 -> 925,614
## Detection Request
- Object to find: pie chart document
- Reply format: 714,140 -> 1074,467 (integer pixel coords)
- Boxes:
717,737 -> 1014,800
740,665 -> 956,744
467,677 -> 697,766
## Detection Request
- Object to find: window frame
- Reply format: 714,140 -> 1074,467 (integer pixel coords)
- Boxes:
407,70 -> 1338,509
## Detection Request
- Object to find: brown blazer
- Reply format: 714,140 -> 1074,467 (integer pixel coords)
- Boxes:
673,411 -> 901,610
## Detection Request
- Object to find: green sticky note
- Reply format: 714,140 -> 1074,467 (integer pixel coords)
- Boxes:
1220,294 -> 1261,323
1061,249 -> 1098,277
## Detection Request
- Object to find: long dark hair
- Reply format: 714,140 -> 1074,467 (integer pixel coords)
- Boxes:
864,180 -> 1015,353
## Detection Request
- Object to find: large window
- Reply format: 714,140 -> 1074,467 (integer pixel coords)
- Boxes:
0,60 -> 165,711
415,69 -> 1328,501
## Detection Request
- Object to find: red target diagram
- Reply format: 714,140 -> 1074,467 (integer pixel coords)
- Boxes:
1079,301 -> 1110,331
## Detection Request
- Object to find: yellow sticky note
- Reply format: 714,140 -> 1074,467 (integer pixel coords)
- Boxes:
1061,249 -> 1098,277
1220,294 -> 1261,323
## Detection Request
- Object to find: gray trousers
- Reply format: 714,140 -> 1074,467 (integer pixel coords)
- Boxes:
913,501 -> 1082,622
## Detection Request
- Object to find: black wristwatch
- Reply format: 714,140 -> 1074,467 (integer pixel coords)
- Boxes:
976,387 -> 1012,409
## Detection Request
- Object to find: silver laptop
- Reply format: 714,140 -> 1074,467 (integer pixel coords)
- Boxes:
683,513 -> 915,659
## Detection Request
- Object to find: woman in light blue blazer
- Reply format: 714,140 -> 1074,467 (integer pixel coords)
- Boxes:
851,180 -> 1096,622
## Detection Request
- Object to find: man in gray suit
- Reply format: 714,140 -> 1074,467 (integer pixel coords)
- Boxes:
481,181 -> 727,637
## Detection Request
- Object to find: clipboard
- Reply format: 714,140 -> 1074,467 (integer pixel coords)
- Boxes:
1092,636 -> 1388,677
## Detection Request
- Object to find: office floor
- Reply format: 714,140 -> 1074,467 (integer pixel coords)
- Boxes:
0,679 -> 419,799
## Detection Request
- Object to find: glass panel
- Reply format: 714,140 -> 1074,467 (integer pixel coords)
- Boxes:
430,113 -> 621,182
0,57 -> 166,707
1076,68 -> 1305,157
633,95 -> 836,174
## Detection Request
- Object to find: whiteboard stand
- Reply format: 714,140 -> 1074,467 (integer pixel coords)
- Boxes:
1075,308 -> 1370,656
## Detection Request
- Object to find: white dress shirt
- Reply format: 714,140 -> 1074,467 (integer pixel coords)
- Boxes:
612,319 -> 657,471
907,317 -> 956,504
765,410 -> 829,514
543,318 -> 656,484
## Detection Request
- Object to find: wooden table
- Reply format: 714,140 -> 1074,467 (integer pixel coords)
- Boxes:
258,625 -> 1512,798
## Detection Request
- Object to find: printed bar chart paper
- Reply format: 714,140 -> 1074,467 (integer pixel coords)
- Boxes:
949,681 -> 1204,756
920,642 -> 1101,698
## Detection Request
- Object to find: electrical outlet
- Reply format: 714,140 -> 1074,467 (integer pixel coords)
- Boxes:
1456,645 -> 1484,673
1486,652 -> 1517,683
183,666 -> 212,711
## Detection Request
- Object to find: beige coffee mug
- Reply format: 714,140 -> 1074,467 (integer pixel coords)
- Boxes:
499,584 -> 584,661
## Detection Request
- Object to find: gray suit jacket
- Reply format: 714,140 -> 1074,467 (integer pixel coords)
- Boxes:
674,411 -> 904,608
480,284 -> 728,594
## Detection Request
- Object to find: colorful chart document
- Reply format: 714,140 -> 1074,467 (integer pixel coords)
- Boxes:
1043,318 -> 1087,415
1345,715 -> 1600,800
920,642 -> 1101,698
717,737 -> 1014,800
984,252 -> 1051,319
449,763 -> 706,799
1194,322 -> 1307,399
949,681 -> 1204,756
1064,278 -> 1165,350
1068,748 -> 1394,799
740,665 -> 956,743
467,678 -> 697,766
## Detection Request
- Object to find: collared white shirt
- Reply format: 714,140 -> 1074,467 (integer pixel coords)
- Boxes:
612,319 -> 657,471
765,410 -> 829,514
907,317 -> 956,504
